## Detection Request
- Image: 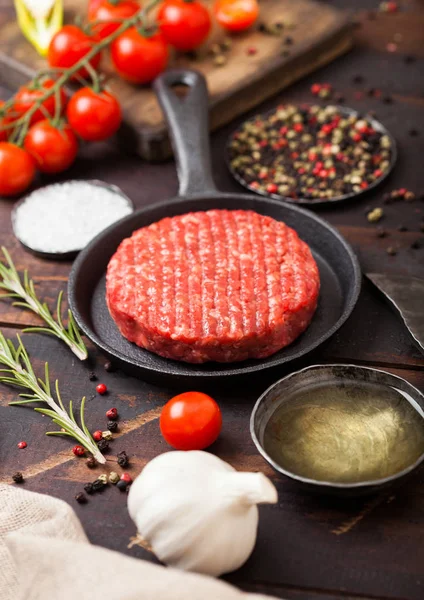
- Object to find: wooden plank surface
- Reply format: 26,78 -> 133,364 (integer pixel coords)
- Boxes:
0,1 -> 424,599
0,0 -> 354,159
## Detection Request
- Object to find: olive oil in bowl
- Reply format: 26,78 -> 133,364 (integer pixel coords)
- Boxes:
251,365 -> 424,493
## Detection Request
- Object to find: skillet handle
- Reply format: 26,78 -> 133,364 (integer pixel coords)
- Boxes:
154,69 -> 217,197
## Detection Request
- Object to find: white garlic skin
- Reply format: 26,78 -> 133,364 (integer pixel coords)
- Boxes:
128,451 -> 277,577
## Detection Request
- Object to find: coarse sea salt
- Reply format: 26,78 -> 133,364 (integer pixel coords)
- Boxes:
12,181 -> 133,255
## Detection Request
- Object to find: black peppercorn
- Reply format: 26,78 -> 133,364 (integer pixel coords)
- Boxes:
258,22 -> 267,33
104,360 -> 114,372
404,54 -> 416,64
12,472 -> 24,484
382,95 -> 393,104
75,492 -> 87,504
117,450 -> 129,468
397,225 -> 408,232
107,420 -> 118,432
88,372 -> 97,382
353,75 -> 364,84
84,482 -> 95,495
116,479 -> 128,492
92,478 -> 107,492
284,36 -> 293,45
376,227 -> 388,238
185,50 -> 197,61
97,439 -> 110,452
411,239 -> 422,249
86,457 -> 97,469
409,129 -> 419,137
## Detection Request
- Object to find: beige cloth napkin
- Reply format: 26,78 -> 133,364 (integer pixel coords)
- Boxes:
0,484 -> 278,600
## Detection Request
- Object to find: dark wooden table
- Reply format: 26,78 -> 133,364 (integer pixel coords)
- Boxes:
1,1 -> 423,599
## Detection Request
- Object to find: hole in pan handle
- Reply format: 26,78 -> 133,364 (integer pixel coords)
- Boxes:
154,69 -> 217,198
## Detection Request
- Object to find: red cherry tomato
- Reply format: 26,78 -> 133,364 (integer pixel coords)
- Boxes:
160,392 -> 222,450
24,120 -> 78,174
214,0 -> 259,32
111,28 -> 169,84
90,0 -> 141,40
66,87 -> 122,141
0,142 -> 36,197
13,79 -> 67,125
88,0 -> 105,20
158,0 -> 211,52
47,25 -> 102,81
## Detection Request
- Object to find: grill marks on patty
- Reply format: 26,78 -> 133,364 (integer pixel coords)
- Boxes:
106,209 -> 320,363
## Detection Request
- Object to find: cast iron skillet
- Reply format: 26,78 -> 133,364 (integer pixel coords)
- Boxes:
68,69 -> 362,383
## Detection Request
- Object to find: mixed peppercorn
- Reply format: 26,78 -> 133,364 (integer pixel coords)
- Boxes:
229,104 -> 393,202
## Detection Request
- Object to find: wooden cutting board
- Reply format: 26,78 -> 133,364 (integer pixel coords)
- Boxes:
0,0 -> 354,160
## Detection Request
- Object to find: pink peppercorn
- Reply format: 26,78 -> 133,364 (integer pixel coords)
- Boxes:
106,407 -> 118,420
386,2 -> 398,13
266,183 -> 278,194
72,445 -> 85,457
247,46 -> 257,56
96,383 -> 107,395
17,441 -> 27,449
120,473 -> 133,484
93,430 -> 103,442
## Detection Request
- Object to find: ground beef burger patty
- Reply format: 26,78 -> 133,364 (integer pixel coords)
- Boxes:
106,209 -> 320,363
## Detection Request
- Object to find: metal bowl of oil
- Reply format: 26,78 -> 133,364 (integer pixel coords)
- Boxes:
251,364 -> 424,495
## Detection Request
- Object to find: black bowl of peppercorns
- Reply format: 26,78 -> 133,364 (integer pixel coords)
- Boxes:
227,104 -> 397,206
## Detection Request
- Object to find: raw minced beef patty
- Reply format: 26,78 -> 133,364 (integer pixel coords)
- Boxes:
106,209 -> 320,363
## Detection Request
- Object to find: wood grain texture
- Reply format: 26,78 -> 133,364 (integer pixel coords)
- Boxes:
0,0 -> 354,159
0,1 -> 424,599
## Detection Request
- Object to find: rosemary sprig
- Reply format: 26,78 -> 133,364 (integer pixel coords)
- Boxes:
0,331 -> 105,464
0,247 -> 88,361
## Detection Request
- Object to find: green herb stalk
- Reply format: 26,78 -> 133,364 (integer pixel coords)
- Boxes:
0,331 -> 105,463
0,247 -> 87,361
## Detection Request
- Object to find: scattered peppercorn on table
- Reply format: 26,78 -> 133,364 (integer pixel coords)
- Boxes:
0,1 -> 424,600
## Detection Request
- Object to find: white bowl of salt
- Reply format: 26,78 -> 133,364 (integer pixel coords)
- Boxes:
12,180 -> 134,260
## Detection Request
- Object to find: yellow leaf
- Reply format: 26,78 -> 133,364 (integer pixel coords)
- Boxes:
14,0 -> 63,57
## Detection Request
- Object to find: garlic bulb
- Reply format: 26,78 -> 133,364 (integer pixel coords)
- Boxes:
127,451 -> 277,577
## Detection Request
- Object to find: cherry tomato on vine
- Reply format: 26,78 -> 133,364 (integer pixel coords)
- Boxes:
213,0 -> 259,32
111,28 -> 169,84
0,142 -> 36,197
158,0 -> 211,52
90,0 -> 141,41
13,79 -> 67,125
66,88 -> 122,141
88,0 -> 104,20
160,392 -> 222,450
24,120 -> 78,174
47,25 -> 102,81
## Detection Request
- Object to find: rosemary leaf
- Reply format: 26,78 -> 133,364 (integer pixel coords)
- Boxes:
0,247 -> 88,361
0,331 -> 105,463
